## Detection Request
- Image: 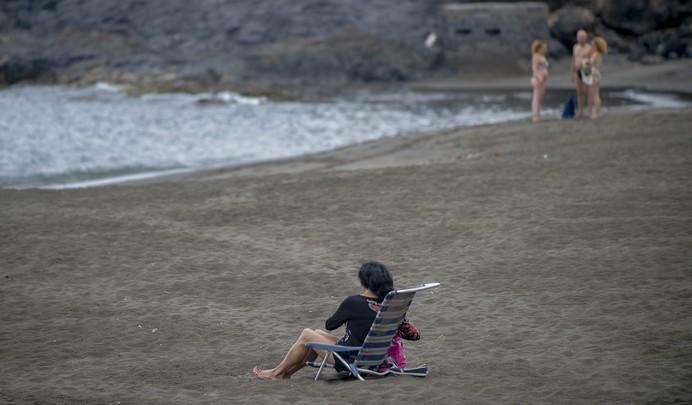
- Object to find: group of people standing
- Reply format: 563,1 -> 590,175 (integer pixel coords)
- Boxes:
531,30 -> 608,122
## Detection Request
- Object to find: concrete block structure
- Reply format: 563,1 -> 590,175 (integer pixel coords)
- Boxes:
436,2 -> 551,72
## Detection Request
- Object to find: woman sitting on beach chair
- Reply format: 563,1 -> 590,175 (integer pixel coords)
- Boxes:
253,261 -> 403,380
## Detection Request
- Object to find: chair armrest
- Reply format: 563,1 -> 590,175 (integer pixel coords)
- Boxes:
396,282 -> 440,294
304,342 -> 363,352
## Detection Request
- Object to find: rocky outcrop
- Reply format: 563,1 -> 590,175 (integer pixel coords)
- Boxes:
639,18 -> 692,59
0,0 -> 690,91
601,0 -> 690,35
0,56 -> 53,85
550,0 -> 691,61
0,11 -> 9,30
0,0 -> 451,89
549,6 -> 597,47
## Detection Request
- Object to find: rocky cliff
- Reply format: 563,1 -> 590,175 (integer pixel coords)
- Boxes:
0,0 -> 689,93
549,0 -> 692,60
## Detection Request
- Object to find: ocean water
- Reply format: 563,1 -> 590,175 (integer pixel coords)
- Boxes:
0,84 -> 688,189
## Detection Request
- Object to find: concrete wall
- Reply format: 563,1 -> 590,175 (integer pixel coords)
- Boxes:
436,2 -> 551,72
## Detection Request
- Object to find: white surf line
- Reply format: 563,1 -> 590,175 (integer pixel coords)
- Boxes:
618,90 -> 690,108
25,167 -> 198,190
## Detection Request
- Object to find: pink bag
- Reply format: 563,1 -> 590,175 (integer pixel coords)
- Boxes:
377,335 -> 407,371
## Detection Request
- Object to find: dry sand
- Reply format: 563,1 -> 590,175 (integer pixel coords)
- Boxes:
2,107 -> 692,404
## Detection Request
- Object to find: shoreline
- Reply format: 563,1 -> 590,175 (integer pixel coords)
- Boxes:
0,78 -> 692,190
8,96 -> 689,191
2,106 -> 691,403
2,55 -> 692,98
24,105 -> 690,191
3,56 -> 690,191
167,105 -> 692,181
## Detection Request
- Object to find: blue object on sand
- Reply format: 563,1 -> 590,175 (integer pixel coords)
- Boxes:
562,96 -> 576,119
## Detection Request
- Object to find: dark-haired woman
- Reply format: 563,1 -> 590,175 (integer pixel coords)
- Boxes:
253,261 -> 394,380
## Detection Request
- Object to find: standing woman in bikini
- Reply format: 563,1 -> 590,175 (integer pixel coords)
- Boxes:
588,37 -> 608,119
531,40 -> 549,123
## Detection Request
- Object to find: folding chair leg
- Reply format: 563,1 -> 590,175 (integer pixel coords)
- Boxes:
351,367 -> 365,382
314,352 -> 331,381
333,352 -> 364,381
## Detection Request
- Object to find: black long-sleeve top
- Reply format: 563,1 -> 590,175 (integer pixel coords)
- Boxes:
325,294 -> 380,348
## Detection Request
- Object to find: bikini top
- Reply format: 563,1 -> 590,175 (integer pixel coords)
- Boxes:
537,61 -> 549,70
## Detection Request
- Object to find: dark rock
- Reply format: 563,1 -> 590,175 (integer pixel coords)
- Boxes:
477,1 -> 573,12
14,18 -> 32,30
181,68 -> 222,86
640,30 -> 665,54
0,55 -> 54,85
195,98 -> 227,107
449,1 -> 601,13
65,54 -> 97,65
0,12 -> 9,31
549,6 -> 597,48
639,21 -> 692,59
639,54 -> 665,65
593,25 -> 631,54
627,46 -> 646,62
547,37 -> 569,58
601,0 -> 692,35
574,0 -> 606,15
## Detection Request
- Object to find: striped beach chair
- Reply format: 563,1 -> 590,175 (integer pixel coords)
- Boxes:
305,282 -> 440,381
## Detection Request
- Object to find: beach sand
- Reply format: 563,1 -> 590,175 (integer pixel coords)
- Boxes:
2,108 -> 692,404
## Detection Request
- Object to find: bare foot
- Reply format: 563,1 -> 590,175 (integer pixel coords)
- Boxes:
253,366 -> 280,380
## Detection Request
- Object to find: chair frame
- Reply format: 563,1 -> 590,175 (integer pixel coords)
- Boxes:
305,282 -> 440,381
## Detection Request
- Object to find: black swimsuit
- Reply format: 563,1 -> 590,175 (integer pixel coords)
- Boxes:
325,295 -> 380,369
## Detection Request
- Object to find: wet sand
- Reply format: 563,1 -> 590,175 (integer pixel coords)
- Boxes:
2,108 -> 692,404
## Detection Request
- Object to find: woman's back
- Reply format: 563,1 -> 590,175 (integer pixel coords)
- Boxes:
325,294 -> 380,347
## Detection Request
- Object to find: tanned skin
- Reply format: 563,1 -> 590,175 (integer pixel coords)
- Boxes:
572,30 -> 593,118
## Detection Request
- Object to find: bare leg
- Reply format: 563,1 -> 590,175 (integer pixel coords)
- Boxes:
282,331 -> 339,377
532,81 -> 547,123
532,86 -> 540,122
253,328 -> 338,380
282,346 -> 319,378
314,329 -> 338,339
531,80 -> 542,123
538,84 -> 546,120
576,80 -> 586,118
591,82 -> 602,119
